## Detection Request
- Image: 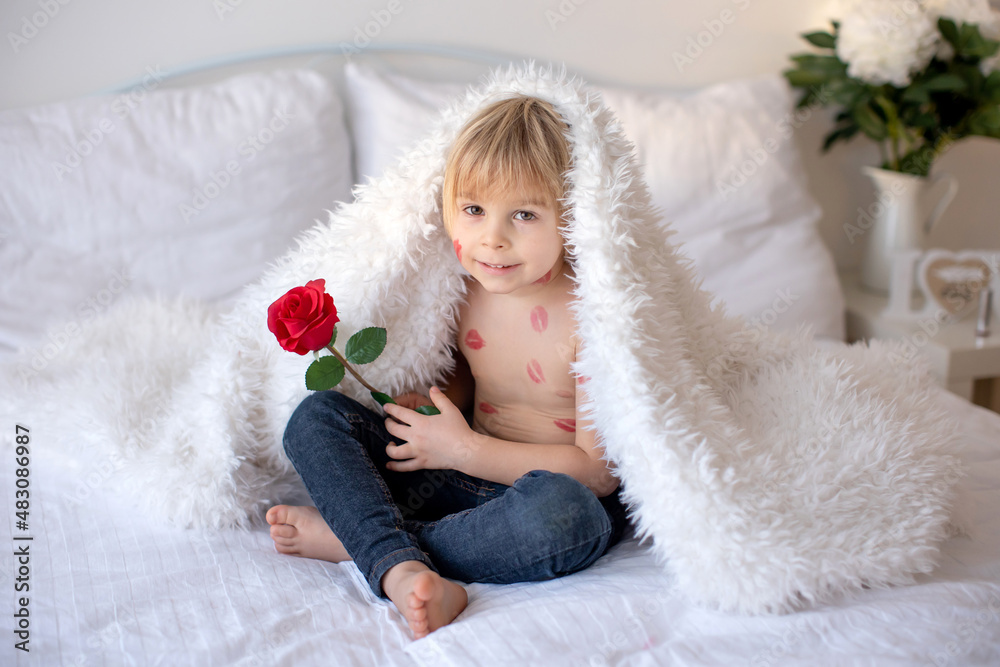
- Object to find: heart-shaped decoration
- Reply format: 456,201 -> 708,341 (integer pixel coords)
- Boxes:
917,250 -> 992,317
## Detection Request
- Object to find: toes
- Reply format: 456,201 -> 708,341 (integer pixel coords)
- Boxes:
412,572 -> 437,602
408,591 -> 426,610
266,505 -> 289,525
270,523 -> 297,539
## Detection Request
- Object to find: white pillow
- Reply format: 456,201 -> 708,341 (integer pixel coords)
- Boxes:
345,62 -> 466,183
0,69 -> 353,360
343,63 -> 845,340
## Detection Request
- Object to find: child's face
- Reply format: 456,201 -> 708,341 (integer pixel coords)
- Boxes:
450,186 -> 565,297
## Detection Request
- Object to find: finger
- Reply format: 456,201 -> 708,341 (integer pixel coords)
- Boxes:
384,402 -> 415,424
384,409 -> 411,431
386,458 -> 423,473
428,386 -> 455,412
385,441 -> 415,460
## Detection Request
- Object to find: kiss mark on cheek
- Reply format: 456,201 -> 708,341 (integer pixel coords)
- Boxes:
464,329 -> 485,350
527,359 -> 546,384
554,418 -> 576,432
479,401 -> 498,414
530,306 -> 548,333
533,269 -> 552,285
556,390 -> 573,399
453,239 -> 462,261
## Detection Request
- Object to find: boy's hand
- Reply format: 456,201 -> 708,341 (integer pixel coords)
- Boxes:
383,387 -> 473,472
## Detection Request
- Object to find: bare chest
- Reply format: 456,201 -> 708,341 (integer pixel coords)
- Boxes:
457,284 -> 579,442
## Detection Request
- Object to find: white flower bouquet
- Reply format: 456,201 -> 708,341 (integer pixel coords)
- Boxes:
784,0 -> 1000,175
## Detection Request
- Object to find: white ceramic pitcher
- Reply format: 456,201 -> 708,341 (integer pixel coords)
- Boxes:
859,166 -> 959,294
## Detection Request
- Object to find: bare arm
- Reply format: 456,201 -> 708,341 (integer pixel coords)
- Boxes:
455,431 -> 619,497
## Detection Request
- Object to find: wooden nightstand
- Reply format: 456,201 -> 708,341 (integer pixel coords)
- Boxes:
841,271 -> 1000,410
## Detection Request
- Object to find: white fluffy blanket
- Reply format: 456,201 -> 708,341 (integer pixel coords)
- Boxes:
8,64 -> 963,615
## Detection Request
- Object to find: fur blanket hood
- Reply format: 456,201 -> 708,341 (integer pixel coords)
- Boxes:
9,63 -> 963,615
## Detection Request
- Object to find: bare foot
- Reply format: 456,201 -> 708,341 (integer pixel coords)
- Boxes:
382,561 -> 468,639
265,505 -> 351,563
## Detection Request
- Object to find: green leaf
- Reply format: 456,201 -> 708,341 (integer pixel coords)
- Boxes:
969,106 -> 1000,137
305,356 -> 345,391
852,104 -> 888,141
985,71 -> 1000,102
802,31 -> 836,49
938,18 -> 960,49
924,73 -> 967,92
901,85 -> 930,104
783,68 -> 831,87
824,78 -> 864,106
345,327 -> 387,365
822,124 -> 859,151
898,147 -> 936,177
370,391 -> 397,406
415,405 -> 441,416
910,112 -> 938,129
790,54 -> 847,75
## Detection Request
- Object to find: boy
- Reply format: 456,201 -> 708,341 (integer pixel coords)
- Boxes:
266,96 -> 627,639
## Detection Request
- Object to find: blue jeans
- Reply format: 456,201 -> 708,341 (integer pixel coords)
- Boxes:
281,390 -> 630,598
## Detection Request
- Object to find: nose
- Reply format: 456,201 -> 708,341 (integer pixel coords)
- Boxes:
481,214 -> 508,249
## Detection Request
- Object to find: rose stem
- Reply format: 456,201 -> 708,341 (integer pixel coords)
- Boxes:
325,345 -> 382,395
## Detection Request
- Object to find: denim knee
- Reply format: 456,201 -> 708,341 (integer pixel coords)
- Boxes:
282,390 -> 357,458
510,470 -> 612,557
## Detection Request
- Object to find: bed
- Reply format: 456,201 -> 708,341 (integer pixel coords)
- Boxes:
2,48 -> 999,666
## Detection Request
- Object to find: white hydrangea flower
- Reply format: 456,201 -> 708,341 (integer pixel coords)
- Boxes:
836,0 -> 940,86
923,0 -> 1000,69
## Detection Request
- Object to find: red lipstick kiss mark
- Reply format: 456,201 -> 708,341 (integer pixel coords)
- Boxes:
554,418 -> 576,432
479,401 -> 498,414
530,306 -> 548,333
464,329 -> 485,350
577,375 -> 591,385
556,390 -> 573,399
453,239 -> 462,261
533,269 -> 552,285
527,359 -> 546,384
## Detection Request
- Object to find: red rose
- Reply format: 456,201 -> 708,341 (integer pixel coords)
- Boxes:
267,279 -> 339,355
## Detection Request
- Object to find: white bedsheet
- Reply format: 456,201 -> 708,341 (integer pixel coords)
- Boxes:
2,388 -> 998,667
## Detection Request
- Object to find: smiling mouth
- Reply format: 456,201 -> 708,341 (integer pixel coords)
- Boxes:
477,260 -> 519,275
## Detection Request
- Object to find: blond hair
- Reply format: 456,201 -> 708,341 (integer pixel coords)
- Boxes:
442,95 -> 571,232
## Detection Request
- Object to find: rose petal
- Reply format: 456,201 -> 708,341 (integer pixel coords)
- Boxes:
297,310 -> 339,352
282,316 -> 310,338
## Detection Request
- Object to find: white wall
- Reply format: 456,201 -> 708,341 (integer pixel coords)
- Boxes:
3,0 -> 998,267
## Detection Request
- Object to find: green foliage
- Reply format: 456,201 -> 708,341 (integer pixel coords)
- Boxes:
345,327 -> 387,365
415,405 -> 441,416
306,356 -> 346,391
783,18 -> 1000,176
371,391 -> 396,406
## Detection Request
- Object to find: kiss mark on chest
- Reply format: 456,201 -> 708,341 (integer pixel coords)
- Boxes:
556,389 -> 573,399
479,401 -> 498,414
577,375 -> 591,385
530,306 -> 548,333
453,239 -> 462,261
553,418 -> 576,432
527,358 -> 546,384
464,329 -> 485,350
